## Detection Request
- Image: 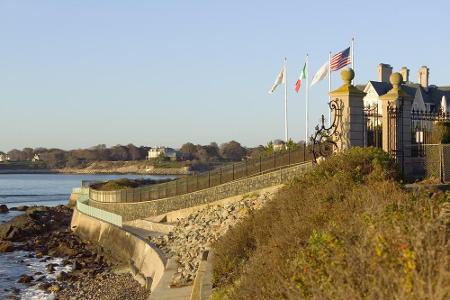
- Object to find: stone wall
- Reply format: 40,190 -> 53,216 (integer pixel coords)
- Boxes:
89,162 -> 312,221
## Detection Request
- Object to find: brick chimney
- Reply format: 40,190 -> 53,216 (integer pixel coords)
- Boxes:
377,63 -> 393,83
400,67 -> 409,83
418,66 -> 429,90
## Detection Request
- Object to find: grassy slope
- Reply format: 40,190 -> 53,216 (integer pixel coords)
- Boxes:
212,148 -> 450,300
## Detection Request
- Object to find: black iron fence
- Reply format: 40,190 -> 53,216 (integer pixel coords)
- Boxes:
363,104 -> 382,148
411,109 -> 450,157
90,145 -> 312,203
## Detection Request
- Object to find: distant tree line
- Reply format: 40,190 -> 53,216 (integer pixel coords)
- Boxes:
1,144 -> 148,169
0,140 -> 307,170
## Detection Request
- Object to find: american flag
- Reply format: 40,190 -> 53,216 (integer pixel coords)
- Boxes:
330,47 -> 351,71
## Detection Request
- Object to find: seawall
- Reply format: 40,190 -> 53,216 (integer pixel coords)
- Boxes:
70,208 -> 166,291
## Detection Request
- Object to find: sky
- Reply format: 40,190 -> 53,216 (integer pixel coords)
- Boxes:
1,0 -> 450,151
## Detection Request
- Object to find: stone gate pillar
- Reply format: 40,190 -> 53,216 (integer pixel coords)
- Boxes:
329,68 -> 366,150
379,72 -> 412,173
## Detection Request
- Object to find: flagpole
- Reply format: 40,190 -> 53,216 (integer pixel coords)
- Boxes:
351,37 -> 355,84
305,54 -> 309,142
328,51 -> 331,126
284,57 -> 288,143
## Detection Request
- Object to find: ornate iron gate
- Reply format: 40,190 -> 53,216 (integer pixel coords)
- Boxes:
311,99 -> 343,162
363,105 -> 382,148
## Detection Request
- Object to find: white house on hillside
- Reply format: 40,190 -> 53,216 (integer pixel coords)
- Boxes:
147,146 -> 178,161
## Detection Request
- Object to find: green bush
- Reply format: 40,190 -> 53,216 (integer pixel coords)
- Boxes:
91,178 -> 172,191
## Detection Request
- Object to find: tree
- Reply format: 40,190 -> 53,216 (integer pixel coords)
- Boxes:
286,139 -> 298,151
22,148 -> 34,160
220,141 -> 247,161
248,145 -> 265,159
7,149 -> 24,161
265,141 -> 274,156
180,142 -> 197,161
127,144 -> 142,160
110,145 -> 129,161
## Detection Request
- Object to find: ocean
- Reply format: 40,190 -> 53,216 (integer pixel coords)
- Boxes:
0,173 -> 172,299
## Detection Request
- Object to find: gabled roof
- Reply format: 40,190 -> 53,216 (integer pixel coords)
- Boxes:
357,80 -> 450,112
369,81 -> 392,95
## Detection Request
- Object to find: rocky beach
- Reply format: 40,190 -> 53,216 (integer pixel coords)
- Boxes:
0,205 -> 149,299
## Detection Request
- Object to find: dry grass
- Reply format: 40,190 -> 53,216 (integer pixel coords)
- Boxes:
212,147 -> 450,300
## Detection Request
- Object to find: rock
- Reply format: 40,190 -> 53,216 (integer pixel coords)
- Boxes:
38,282 -> 51,291
46,264 -> 56,273
47,283 -> 61,293
10,205 -> 28,212
72,260 -> 81,270
18,274 -> 33,284
56,271 -> 69,281
49,243 -> 77,257
0,240 -> 13,252
0,206 -> 72,242
0,204 -> 8,214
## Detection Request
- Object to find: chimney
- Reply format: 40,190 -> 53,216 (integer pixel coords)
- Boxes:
418,66 -> 429,90
400,67 -> 409,83
377,63 -> 393,83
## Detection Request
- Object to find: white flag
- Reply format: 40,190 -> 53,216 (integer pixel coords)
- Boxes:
310,61 -> 329,87
442,96 -> 448,113
268,67 -> 286,94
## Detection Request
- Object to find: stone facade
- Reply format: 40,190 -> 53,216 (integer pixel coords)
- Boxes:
89,163 -> 312,221
329,68 -> 366,150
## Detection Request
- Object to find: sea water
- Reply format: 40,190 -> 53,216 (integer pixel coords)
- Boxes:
0,173 -> 172,299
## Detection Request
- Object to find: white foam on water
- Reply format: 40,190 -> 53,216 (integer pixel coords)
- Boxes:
20,256 -> 72,299
0,249 -> 72,300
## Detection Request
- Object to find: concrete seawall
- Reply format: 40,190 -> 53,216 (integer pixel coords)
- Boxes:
70,209 -> 166,291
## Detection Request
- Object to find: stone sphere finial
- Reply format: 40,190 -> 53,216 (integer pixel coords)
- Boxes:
341,68 -> 354,85
390,72 -> 403,87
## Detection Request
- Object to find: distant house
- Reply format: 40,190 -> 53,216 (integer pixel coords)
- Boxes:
32,154 -> 40,162
0,154 -> 10,162
273,139 -> 286,152
147,146 -> 178,161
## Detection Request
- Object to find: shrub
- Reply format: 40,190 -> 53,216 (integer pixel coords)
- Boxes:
91,178 -> 171,191
212,147 -> 450,299
432,121 -> 450,144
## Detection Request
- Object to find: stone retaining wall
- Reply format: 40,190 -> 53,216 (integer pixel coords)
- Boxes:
89,162 -> 311,221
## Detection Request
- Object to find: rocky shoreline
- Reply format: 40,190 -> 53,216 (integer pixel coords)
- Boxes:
0,205 -> 149,299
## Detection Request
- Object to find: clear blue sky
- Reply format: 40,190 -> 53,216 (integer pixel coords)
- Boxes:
1,0 -> 449,151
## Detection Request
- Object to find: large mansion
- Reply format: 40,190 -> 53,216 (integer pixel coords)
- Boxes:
357,64 -> 450,113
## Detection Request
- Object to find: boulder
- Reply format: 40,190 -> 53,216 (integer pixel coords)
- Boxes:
56,271 -> 68,281
10,206 -> 29,212
47,283 -> 61,293
0,240 -> 13,252
18,274 -> 33,284
0,205 -> 8,214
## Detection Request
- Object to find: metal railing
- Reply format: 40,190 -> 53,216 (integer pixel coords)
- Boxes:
76,194 -> 123,227
89,146 -> 312,203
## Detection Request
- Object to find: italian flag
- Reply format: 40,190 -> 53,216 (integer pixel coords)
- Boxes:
295,62 -> 307,93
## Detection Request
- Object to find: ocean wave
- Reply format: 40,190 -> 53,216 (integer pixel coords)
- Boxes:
0,194 -> 69,198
